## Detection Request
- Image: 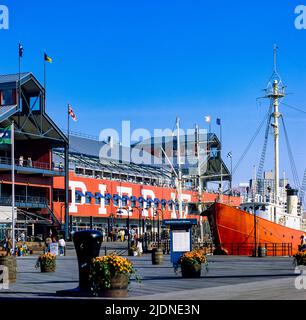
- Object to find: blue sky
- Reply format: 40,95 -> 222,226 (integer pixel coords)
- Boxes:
1,0 -> 306,186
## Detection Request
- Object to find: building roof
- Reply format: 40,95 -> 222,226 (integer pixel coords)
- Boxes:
54,129 -> 230,183
69,134 -> 106,158
0,72 -> 31,84
0,72 -> 67,146
54,149 -> 174,184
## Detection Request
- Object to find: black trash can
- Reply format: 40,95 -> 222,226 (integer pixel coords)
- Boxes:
57,229 -> 103,296
258,246 -> 266,257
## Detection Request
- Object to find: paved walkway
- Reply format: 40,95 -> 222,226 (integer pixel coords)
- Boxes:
1,252 -> 306,300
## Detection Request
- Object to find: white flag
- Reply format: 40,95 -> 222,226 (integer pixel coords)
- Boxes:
205,116 -> 211,123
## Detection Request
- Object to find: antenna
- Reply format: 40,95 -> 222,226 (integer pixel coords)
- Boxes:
273,44 -> 279,74
267,44 -> 283,93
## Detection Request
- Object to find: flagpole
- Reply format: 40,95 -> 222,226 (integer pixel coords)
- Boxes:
64,104 -> 70,240
44,55 -> 46,104
11,121 -> 15,253
18,45 -> 21,107
68,104 -> 70,142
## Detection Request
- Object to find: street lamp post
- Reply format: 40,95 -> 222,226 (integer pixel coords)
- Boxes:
127,209 -> 130,250
155,208 -> 162,248
117,207 -> 133,250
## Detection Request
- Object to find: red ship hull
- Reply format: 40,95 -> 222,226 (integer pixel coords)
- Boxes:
206,202 -> 304,256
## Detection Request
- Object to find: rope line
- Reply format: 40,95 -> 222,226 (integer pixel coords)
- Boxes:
233,108 -> 270,175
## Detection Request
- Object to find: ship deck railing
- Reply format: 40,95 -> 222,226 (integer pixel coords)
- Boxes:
0,156 -> 65,173
217,242 -> 293,257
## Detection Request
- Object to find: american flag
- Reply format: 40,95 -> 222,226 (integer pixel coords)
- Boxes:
204,116 -> 211,123
68,104 -> 77,122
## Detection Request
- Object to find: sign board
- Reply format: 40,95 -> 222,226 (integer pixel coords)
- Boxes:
49,243 -> 59,256
164,220 -> 195,266
172,230 -> 190,252
163,219 -> 198,226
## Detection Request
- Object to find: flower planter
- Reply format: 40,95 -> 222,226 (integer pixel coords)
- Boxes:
181,263 -> 202,278
40,263 -> 56,272
36,253 -> 56,272
294,251 -> 306,266
89,255 -> 141,297
95,274 -> 129,297
0,256 -> 17,283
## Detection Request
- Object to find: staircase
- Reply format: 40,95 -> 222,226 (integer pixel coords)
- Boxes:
39,206 -> 61,228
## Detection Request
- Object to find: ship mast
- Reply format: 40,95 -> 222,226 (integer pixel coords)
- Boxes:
266,45 -> 285,205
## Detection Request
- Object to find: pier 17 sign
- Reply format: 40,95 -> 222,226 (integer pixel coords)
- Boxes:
0,5 -> 9,30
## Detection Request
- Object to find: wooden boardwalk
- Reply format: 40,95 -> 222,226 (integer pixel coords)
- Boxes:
1,247 -> 306,300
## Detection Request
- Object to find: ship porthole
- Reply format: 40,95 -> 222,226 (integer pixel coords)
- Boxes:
292,236 -> 294,239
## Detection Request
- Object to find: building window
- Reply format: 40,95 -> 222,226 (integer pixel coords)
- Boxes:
0,89 -> 16,106
210,147 -> 218,159
113,198 -> 119,207
122,198 -> 128,207
75,192 -> 82,204
85,195 -> 92,204
30,97 -> 40,111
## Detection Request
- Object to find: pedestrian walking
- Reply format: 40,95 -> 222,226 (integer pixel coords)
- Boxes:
45,236 -> 52,253
20,231 -> 26,242
121,229 -> 125,242
5,237 -> 13,256
58,237 -> 66,256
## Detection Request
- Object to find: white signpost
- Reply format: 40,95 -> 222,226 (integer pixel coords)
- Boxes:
49,243 -> 59,256
172,230 -> 191,252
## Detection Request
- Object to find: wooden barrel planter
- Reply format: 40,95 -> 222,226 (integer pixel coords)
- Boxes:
181,263 -> 202,278
96,274 -> 129,297
152,248 -> 163,265
0,256 -> 17,283
40,263 -> 56,273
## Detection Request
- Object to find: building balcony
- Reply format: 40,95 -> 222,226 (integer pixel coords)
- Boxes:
0,157 -> 65,177
0,195 -> 48,208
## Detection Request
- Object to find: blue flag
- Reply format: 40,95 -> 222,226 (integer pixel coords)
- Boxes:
0,127 -> 11,144
19,43 -> 24,58
216,118 -> 221,126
